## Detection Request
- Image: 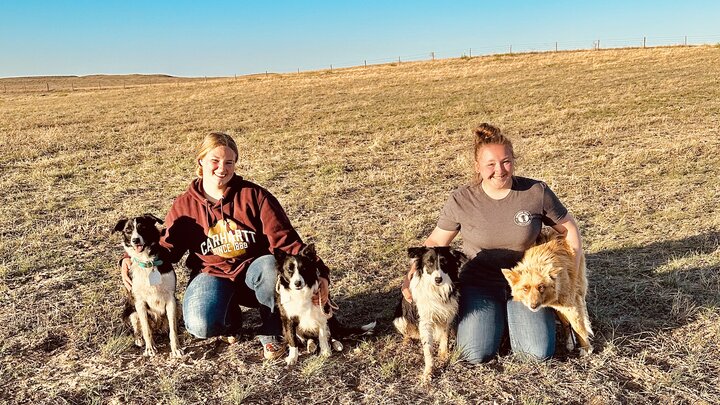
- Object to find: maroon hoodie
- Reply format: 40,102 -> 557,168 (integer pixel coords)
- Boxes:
161,174 -> 304,281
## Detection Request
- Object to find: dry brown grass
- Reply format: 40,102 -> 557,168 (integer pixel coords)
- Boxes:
1,45 -> 719,404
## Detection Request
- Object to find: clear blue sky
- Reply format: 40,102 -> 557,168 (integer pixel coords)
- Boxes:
1,0 -> 718,77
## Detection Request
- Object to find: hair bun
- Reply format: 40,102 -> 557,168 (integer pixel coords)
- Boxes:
473,123 -> 500,144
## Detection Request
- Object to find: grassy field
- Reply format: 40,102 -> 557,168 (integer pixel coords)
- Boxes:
1,45 -> 719,404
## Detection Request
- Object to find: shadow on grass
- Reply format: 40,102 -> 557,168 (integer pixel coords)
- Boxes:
586,230 -> 720,345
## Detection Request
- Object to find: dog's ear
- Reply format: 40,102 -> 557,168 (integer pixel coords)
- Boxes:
451,249 -> 468,267
273,249 -> 288,267
407,246 -> 426,260
300,243 -> 317,260
113,218 -> 129,233
501,268 -> 519,285
143,213 -> 164,225
547,267 -> 561,281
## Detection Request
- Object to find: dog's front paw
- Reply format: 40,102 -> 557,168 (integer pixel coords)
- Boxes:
134,338 -> 144,347
171,348 -> 184,358
438,351 -> 449,364
143,345 -> 157,357
285,346 -> 300,366
306,339 -> 317,353
331,339 -> 343,352
420,369 -> 433,384
579,345 -> 593,357
285,353 -> 299,366
320,348 -> 332,357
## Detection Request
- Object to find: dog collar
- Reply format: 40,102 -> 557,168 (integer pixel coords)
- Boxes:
132,257 -> 164,268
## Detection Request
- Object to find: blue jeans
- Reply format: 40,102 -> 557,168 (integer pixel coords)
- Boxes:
182,255 -> 281,344
457,284 -> 556,363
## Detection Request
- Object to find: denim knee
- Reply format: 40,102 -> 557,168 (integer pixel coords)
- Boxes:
507,300 -> 556,361
184,312 -> 225,339
244,255 -> 278,309
456,285 -> 507,364
182,272 -> 240,338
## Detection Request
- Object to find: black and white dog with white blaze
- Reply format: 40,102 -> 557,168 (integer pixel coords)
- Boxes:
274,244 -> 375,366
393,246 -> 467,381
114,214 -> 182,358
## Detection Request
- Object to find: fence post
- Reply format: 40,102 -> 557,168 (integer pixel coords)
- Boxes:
123,81 -> 126,89
643,37 -> 646,48
509,45 -> 512,54
555,42 -> 558,52
46,82 -> 49,91
297,68 -> 300,74
71,83 -> 74,91
398,56 -> 401,64
330,64 -> 333,71
684,35 -> 687,46
234,74 -> 237,80
469,48 -> 472,57
431,52 -> 435,61
364,60 -> 367,67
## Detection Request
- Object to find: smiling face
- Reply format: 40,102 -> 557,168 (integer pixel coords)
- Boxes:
200,145 -> 237,190
474,143 -> 514,192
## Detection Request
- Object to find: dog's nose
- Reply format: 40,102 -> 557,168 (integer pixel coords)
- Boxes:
434,277 -> 443,284
294,280 -> 303,288
131,237 -> 141,245
530,303 -> 539,310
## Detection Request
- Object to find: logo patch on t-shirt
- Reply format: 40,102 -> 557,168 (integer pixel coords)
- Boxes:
514,210 -> 532,226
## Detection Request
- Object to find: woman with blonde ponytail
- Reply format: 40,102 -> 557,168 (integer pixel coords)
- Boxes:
401,123 -> 583,363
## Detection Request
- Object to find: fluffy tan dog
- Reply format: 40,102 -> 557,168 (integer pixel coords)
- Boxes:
501,229 -> 593,355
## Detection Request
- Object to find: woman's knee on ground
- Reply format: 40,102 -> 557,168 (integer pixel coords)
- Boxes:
183,310 -> 226,339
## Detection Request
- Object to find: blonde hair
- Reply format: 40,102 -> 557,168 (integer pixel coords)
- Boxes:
195,132 -> 239,177
472,123 -> 515,183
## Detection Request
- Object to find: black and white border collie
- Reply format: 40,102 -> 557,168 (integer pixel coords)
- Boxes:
114,214 -> 182,358
393,246 -> 467,381
274,244 -> 375,366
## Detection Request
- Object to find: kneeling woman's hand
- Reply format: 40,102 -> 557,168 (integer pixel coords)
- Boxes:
312,276 -> 330,306
120,258 -> 133,292
401,267 -> 414,303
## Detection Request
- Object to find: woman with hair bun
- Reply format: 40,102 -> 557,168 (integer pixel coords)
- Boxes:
402,123 -> 583,363
121,132 -> 329,360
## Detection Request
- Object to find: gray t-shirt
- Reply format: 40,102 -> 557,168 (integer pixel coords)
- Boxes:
437,176 -> 568,285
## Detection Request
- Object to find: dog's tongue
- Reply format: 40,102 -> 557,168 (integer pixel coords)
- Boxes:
134,245 -> 144,253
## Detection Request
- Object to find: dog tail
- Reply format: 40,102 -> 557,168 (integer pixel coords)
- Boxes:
329,317 -> 377,338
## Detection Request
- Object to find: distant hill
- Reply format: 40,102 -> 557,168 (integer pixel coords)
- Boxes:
0,74 -> 214,92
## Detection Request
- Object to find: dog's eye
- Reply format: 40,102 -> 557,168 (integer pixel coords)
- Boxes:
538,285 -> 545,293
522,286 -> 530,292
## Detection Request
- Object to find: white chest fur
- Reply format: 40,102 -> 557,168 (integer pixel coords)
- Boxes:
131,265 -> 176,314
410,273 -> 458,323
278,284 -> 328,332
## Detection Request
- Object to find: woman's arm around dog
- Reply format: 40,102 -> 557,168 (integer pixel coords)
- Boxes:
552,213 -> 583,270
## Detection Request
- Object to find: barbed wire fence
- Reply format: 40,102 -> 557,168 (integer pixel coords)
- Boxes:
318,34 -> 720,72
2,34 -> 719,93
